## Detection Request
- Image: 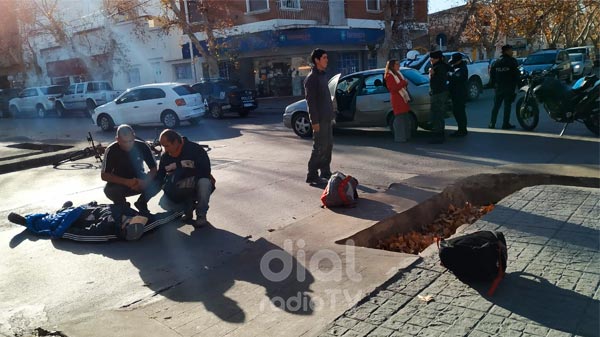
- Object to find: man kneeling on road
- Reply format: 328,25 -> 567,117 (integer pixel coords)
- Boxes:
156,129 -> 214,228
101,124 -> 159,215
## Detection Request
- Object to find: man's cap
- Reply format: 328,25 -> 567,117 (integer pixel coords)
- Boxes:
430,50 -> 444,59
501,44 -> 513,52
450,53 -> 463,64
124,222 -> 144,241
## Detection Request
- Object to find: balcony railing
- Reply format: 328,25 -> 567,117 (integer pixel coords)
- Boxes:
275,0 -> 329,25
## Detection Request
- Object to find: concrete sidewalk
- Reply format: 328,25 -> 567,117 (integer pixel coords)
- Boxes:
320,184 -> 600,337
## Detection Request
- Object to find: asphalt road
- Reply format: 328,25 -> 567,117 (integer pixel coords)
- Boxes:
0,92 -> 598,335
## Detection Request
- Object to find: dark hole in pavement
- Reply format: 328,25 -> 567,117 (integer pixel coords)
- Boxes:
6,143 -> 72,152
338,173 -> 600,254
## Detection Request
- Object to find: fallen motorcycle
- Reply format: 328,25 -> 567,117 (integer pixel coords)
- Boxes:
515,71 -> 599,136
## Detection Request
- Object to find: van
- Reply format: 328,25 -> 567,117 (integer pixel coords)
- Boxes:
565,46 -> 597,67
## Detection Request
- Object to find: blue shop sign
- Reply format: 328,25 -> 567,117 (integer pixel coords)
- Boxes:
182,27 -> 384,59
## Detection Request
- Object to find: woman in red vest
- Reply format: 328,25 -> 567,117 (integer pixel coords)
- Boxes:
384,59 -> 412,142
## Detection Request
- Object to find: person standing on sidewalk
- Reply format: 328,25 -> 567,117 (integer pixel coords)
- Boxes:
101,124 -> 159,215
448,53 -> 469,137
304,48 -> 335,184
428,50 -> 451,144
384,59 -> 412,142
489,44 -> 520,129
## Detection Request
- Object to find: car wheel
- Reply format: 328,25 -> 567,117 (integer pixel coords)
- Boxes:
238,109 -> 249,117
36,105 -> 46,118
210,104 -> 223,119
161,110 -> 180,128
292,112 -> 312,138
86,100 -> 96,117
9,105 -> 18,118
467,78 -> 482,101
98,114 -> 115,132
56,102 -> 65,117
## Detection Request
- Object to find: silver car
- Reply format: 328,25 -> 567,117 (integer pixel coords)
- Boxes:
283,68 -> 449,137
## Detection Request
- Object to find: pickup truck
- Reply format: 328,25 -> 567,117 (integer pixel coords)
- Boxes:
56,81 -> 121,116
402,52 -> 490,100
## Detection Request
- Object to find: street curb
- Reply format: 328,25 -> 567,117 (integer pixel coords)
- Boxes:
0,148 -> 81,175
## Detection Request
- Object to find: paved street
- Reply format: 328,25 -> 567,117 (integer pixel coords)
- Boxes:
0,93 -> 598,336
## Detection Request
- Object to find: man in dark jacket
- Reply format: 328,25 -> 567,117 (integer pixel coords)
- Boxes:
156,129 -> 214,228
304,48 -> 335,184
428,50 -> 452,144
448,53 -> 469,137
489,44 -> 520,129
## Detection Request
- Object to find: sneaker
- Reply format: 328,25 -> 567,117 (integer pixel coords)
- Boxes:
306,174 -> 326,185
62,201 -> 73,209
8,213 -> 26,226
134,201 -> 151,216
182,208 -> 193,222
194,215 -> 210,228
501,124 -> 516,130
320,171 -> 332,180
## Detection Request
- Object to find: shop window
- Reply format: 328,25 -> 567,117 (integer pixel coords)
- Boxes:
174,63 -> 192,80
338,53 -> 359,75
127,68 -> 141,85
246,0 -> 269,13
280,0 -> 300,9
366,0 -> 381,12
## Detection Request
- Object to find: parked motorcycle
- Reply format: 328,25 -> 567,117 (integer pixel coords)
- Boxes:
515,71 -> 599,136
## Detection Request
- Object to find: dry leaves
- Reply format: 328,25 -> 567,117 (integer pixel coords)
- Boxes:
376,202 -> 495,254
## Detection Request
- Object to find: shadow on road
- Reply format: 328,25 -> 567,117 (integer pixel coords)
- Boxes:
46,221 -> 314,323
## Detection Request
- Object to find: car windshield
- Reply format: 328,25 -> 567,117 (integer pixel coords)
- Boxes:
523,53 -> 556,65
40,86 -> 64,94
400,68 -> 429,85
172,85 -> 196,96
569,53 -> 583,62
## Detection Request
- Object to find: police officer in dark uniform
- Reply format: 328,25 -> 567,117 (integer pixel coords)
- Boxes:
448,53 -> 469,137
428,50 -> 452,144
489,44 -> 520,129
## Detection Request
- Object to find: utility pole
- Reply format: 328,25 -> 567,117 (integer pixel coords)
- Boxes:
183,0 -> 197,82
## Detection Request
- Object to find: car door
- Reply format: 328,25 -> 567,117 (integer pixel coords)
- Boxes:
354,73 -> 390,126
22,88 -> 39,113
74,83 -> 86,110
113,89 -> 142,124
62,84 -> 76,110
138,88 -> 167,123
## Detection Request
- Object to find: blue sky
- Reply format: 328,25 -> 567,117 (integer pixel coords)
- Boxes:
429,0 -> 467,14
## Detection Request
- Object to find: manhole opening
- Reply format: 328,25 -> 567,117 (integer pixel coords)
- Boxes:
338,173 -> 599,254
6,143 -> 72,152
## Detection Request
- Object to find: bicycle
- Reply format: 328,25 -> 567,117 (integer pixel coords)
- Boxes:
52,132 -> 106,168
138,128 -> 211,160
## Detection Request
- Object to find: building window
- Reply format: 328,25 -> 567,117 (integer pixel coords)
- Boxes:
338,53 -> 359,76
187,0 -> 206,23
218,61 -> 232,79
280,0 -> 301,9
366,0 -> 381,12
246,0 -> 269,13
127,68 -> 141,85
174,63 -> 192,80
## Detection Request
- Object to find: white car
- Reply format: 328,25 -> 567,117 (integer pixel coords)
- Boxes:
91,83 -> 206,131
8,85 -> 65,118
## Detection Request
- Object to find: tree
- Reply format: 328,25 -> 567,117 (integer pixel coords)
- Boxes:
378,0 -> 417,66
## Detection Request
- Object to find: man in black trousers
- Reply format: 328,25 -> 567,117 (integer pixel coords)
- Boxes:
489,45 -> 520,129
448,53 -> 469,137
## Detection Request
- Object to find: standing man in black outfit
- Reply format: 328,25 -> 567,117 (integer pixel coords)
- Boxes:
428,50 -> 451,144
304,48 -> 335,184
448,53 -> 469,137
101,124 -> 159,215
489,44 -> 520,129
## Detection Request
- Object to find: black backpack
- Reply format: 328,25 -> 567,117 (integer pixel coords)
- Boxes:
439,231 -> 507,295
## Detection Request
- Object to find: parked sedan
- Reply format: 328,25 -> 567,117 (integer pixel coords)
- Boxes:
91,83 -> 205,131
192,79 -> 258,118
8,85 -> 65,118
283,68 -> 451,138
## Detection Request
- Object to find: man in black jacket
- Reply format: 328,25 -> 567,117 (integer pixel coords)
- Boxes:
156,129 -> 214,228
428,50 -> 452,144
448,53 -> 469,137
489,45 -> 520,129
304,48 -> 335,184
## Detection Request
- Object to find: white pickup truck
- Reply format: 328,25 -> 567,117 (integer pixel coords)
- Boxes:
56,81 -> 121,116
402,52 -> 490,100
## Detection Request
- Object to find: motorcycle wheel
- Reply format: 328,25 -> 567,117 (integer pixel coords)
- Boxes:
515,96 -> 540,131
583,114 -> 599,136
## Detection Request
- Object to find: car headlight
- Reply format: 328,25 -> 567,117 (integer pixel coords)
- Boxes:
574,64 -> 581,70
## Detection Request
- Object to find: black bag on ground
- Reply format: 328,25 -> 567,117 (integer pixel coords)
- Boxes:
439,231 -> 507,283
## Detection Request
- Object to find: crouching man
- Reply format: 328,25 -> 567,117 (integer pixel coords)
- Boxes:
156,129 -> 214,227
